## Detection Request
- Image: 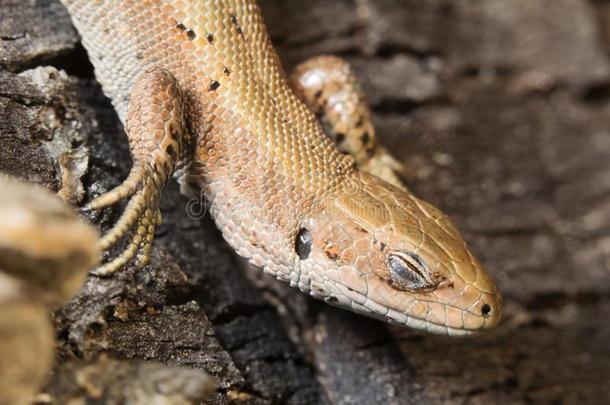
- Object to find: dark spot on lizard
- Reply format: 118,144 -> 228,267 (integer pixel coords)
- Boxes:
208,80 -> 221,91
372,238 -> 387,252
296,228 -> 312,260
327,296 -> 338,303
355,226 -> 369,234
206,32 -> 214,43
314,90 -> 323,99
230,14 -> 243,35
324,244 -> 341,261
223,66 -> 231,76
360,132 -> 370,145
176,23 -> 196,40
335,132 -> 346,144
324,250 -> 340,261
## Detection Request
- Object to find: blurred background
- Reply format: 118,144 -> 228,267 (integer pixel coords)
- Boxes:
1,0 -> 609,404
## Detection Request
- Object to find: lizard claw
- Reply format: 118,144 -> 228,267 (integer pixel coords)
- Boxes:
87,165 -> 163,277
83,165 -> 146,213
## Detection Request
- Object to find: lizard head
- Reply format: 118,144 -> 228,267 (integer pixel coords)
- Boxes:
296,171 -> 502,335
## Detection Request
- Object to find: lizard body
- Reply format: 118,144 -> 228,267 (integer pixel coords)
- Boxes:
61,0 -> 502,335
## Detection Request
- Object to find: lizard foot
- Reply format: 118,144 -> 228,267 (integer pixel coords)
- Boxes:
82,67 -> 187,276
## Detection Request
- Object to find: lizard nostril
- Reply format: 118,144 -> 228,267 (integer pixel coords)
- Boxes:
481,303 -> 492,317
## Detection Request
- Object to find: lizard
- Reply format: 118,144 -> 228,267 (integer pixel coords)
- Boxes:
60,0 -> 502,335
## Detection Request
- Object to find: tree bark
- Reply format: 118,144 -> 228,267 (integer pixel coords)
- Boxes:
1,0 -> 609,404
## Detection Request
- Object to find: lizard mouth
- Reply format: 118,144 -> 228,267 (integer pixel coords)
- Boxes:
309,277 -> 499,336
321,292 -> 475,336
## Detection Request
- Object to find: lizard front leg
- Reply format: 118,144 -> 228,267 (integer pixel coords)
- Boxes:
290,55 -> 406,190
84,67 -> 189,276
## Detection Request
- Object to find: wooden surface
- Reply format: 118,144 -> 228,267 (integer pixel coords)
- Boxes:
1,0 -> 609,403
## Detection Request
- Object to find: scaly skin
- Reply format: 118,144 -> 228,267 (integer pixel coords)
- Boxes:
61,0 -> 502,335
290,55 -> 406,190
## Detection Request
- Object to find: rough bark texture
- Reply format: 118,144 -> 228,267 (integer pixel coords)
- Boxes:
1,0 -> 609,404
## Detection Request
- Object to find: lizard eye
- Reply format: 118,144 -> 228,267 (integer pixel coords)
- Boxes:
295,228 -> 312,260
387,252 -> 435,291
